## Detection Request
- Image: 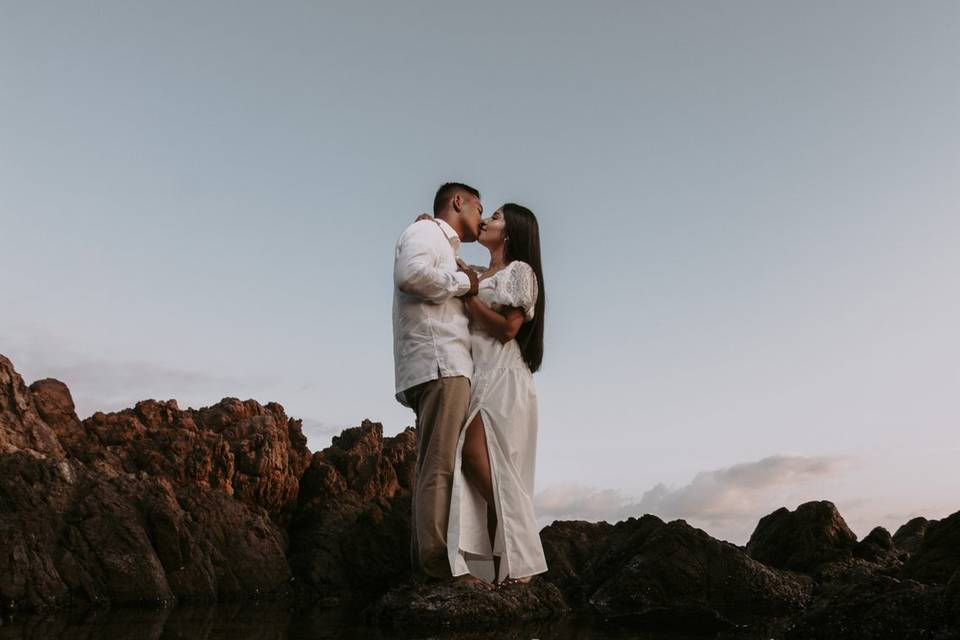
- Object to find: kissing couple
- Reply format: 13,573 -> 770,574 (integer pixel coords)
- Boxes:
392,182 -> 548,590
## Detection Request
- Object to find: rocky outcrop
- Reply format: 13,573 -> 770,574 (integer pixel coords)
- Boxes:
28,378 -> 86,453
746,501 -> 858,574
901,511 -> 960,585
853,526 -> 902,566
287,420 -> 417,607
539,515 -> 813,633
359,512 -> 815,633
892,516 -> 932,555
4,453 -> 294,608
3,353 -> 960,638
0,355 -> 309,611
78,396 -> 310,526
538,519 -> 616,609
0,355 -> 67,458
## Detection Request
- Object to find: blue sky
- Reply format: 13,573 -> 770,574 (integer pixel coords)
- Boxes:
2,1 -> 958,543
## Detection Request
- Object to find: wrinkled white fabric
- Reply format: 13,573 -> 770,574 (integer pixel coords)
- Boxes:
447,260 -> 548,582
392,219 -> 473,407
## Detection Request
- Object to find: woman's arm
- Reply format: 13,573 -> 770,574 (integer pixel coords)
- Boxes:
464,295 -> 525,344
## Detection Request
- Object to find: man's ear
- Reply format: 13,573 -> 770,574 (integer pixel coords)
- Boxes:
452,193 -> 463,213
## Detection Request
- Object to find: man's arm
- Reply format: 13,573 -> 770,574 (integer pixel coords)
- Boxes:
394,223 -> 477,303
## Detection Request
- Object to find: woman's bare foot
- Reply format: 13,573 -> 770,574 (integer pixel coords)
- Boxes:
497,575 -> 533,588
452,574 -> 495,590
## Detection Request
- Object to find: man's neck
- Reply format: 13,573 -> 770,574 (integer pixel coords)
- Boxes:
435,211 -> 463,240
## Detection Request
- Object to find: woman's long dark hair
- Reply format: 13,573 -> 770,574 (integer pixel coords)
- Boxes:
502,203 -> 545,373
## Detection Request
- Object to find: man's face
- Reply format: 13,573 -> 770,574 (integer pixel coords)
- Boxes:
459,193 -> 483,242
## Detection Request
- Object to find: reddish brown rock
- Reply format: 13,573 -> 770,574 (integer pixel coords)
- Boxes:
0,354 -> 308,612
79,397 -> 310,526
0,447 -> 294,610
288,420 -> 417,607
0,355 -> 66,458
28,378 -> 85,452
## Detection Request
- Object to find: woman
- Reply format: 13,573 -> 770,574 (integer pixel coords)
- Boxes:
446,203 -> 548,589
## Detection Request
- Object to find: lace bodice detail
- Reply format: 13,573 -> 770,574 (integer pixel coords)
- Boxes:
477,261 -> 538,322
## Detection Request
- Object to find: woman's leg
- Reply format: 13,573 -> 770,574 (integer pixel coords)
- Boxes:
462,413 -> 536,586
462,412 -> 501,578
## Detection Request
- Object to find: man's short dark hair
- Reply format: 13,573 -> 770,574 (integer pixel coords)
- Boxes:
433,182 -> 480,215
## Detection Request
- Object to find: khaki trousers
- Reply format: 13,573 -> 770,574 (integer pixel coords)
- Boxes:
406,375 -> 471,578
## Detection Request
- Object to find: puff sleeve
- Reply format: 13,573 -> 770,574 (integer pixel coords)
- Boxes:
495,261 -> 539,321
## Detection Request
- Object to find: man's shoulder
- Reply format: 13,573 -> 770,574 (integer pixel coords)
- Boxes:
398,219 -> 443,243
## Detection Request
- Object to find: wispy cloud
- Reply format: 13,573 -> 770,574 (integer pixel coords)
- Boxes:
535,454 -> 854,544
0,326 -> 270,418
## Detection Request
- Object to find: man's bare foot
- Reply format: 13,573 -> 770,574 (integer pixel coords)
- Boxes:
451,574 -> 495,590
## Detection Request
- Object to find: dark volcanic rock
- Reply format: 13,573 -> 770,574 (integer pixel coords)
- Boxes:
901,511 -> 960,585
746,501 -> 858,574
785,575 -> 953,640
0,355 -> 308,612
539,519 -> 615,609
814,557 -> 890,587
893,516 -> 933,555
589,519 -> 812,619
540,515 -> 813,632
362,578 -> 567,629
287,420 -> 418,607
853,526 -> 901,566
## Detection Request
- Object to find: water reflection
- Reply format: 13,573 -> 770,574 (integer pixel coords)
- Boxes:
0,603 -> 791,640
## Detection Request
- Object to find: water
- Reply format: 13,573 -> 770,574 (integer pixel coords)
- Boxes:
0,604 -> 791,640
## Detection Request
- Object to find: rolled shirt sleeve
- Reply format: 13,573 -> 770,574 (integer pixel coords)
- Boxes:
394,222 -> 470,304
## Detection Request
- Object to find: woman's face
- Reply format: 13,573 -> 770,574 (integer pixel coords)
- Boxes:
478,207 -> 507,249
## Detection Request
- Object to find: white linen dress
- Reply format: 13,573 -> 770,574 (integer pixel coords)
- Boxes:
446,260 -> 549,583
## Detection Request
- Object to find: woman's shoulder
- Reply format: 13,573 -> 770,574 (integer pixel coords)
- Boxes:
486,260 -> 532,286
505,260 -> 534,276
505,260 -> 537,287
497,260 -> 538,316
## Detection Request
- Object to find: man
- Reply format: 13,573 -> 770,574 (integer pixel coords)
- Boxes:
393,182 -> 486,586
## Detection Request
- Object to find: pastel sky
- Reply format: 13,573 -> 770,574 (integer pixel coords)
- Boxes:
2,1 -> 957,544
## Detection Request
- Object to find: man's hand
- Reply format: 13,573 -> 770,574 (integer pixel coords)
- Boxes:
459,264 -> 479,297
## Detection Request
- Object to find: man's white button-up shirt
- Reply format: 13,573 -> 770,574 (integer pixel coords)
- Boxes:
392,218 -> 473,407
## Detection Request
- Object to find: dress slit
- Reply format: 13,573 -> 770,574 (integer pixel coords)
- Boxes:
479,408 -> 509,582
449,406 -> 509,581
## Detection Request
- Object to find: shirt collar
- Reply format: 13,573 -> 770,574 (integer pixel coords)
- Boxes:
434,218 -> 461,250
